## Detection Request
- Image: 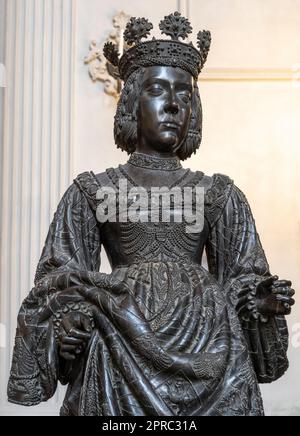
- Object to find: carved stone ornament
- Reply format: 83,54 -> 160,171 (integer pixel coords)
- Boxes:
84,11 -> 130,98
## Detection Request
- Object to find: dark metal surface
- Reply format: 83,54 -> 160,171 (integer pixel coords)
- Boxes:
7,12 -> 294,416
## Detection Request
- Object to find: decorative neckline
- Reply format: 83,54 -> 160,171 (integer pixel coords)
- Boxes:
118,165 -> 191,191
128,152 -> 182,171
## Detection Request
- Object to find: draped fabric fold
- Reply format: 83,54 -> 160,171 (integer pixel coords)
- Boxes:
7,170 -> 288,416
206,185 -> 289,383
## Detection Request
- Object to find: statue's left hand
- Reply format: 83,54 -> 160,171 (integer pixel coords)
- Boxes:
58,312 -> 92,361
256,275 -> 295,316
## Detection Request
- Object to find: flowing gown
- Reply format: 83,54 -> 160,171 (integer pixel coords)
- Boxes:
7,166 -> 289,416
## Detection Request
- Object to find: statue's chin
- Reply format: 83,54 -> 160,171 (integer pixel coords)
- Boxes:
157,132 -> 179,150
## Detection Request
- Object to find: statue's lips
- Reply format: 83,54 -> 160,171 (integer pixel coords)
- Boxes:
160,122 -> 180,130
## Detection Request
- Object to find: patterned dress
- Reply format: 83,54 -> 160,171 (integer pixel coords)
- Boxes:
8,164 -> 289,416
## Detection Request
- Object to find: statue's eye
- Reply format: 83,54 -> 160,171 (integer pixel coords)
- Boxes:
146,84 -> 164,96
179,92 -> 191,104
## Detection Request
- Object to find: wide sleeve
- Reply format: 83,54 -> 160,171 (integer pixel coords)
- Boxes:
7,176 -> 101,406
205,177 -> 289,383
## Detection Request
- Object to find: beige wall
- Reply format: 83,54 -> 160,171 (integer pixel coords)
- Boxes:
198,80 -> 300,416
0,0 -> 299,415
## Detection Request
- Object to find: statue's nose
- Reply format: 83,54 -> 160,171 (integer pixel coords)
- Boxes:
164,93 -> 179,115
165,104 -> 179,115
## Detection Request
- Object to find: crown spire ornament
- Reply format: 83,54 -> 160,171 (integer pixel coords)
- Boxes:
159,12 -> 192,41
124,17 -> 153,45
103,42 -> 120,67
197,30 -> 212,65
103,11 -> 211,82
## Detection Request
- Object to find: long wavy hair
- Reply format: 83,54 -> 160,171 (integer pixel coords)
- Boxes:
114,67 -> 203,161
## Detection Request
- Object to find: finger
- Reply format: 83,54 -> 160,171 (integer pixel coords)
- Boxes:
75,345 -> 84,354
60,344 -> 78,352
61,343 -> 86,355
60,352 -> 76,361
275,293 -> 295,302
273,302 -> 291,316
67,328 -> 91,341
80,313 -> 92,333
272,287 -> 295,297
272,307 -> 288,316
60,336 -> 84,346
275,295 -> 295,305
283,304 -> 292,315
273,280 -> 292,288
60,314 -> 91,340
259,276 -> 278,287
61,316 -> 79,334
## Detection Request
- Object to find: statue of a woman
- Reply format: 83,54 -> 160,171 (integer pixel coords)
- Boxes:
8,12 -> 295,416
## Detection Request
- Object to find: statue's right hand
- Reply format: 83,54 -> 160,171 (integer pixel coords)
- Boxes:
58,312 -> 92,361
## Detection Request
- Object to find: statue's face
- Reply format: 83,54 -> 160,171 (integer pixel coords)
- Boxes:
137,66 -> 193,154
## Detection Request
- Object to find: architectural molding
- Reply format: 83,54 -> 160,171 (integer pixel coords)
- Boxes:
177,0 -> 190,18
179,1 -> 298,84
85,11 -> 130,98
200,67 -> 300,82
0,0 -> 77,414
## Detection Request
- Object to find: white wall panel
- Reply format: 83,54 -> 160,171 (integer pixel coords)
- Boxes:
0,0 -> 76,416
189,0 -> 300,69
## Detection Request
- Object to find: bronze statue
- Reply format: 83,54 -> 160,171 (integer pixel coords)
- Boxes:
8,12 -> 295,416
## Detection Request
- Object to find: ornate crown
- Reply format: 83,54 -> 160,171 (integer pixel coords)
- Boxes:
103,12 -> 211,82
